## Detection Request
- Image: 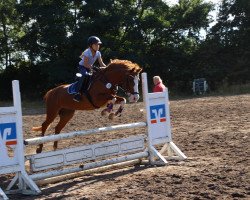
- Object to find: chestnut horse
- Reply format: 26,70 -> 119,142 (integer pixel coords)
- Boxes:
32,59 -> 142,153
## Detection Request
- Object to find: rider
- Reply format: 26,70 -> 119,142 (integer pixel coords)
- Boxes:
74,36 -> 107,102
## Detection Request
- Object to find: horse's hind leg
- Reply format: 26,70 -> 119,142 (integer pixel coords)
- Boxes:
36,108 -> 59,154
53,109 -> 75,151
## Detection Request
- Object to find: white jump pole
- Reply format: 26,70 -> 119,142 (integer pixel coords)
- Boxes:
30,151 -> 148,181
141,72 -> 155,163
25,122 -> 146,145
0,188 -> 8,200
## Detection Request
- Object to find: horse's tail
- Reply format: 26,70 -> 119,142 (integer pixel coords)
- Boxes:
32,124 -> 51,132
32,126 -> 42,131
32,89 -> 54,132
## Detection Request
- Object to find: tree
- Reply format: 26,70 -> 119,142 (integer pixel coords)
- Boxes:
197,0 -> 250,87
0,0 -> 24,69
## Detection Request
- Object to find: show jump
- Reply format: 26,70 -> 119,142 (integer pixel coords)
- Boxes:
0,73 -> 186,200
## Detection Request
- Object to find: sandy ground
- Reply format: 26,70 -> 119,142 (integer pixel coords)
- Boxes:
1,94 -> 250,200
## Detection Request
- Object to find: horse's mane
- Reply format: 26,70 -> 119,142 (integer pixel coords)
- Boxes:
105,59 -> 142,72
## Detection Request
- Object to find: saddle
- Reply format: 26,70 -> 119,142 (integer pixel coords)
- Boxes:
67,66 -> 101,95
67,73 -> 92,95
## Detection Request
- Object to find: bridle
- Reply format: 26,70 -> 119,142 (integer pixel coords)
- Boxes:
93,68 -> 139,95
92,67 -> 118,93
119,74 -> 139,95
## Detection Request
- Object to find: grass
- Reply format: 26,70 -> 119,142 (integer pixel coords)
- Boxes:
212,83 -> 250,96
168,83 -> 250,101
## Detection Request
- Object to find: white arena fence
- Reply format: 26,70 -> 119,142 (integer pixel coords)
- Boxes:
0,73 -> 187,200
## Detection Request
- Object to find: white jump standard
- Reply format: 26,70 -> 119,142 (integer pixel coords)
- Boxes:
0,73 -> 186,199
0,81 -> 41,199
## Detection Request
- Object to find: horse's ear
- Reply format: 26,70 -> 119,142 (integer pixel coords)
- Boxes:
130,67 -> 137,74
137,68 -> 142,73
129,67 -> 142,75
133,68 -> 142,74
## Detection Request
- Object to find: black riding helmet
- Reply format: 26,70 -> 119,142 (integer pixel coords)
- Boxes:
87,36 -> 102,47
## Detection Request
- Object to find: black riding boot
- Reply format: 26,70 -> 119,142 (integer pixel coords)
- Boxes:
81,74 -> 91,92
73,74 -> 85,102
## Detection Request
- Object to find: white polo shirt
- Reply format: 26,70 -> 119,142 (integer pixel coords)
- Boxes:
79,48 -> 101,67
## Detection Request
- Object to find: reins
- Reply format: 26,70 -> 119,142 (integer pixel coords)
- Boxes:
93,67 -> 118,93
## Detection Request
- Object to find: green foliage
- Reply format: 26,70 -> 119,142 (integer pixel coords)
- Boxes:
213,82 -> 250,95
0,61 -> 47,100
196,0 -> 250,88
0,0 -> 24,69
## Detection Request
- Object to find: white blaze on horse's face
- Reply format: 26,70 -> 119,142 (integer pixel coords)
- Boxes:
128,75 -> 140,103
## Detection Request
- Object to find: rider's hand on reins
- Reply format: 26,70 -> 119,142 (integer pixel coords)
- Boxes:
92,66 -> 101,72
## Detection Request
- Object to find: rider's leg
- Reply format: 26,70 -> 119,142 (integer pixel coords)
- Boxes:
73,76 -> 85,102
81,73 -> 91,92
73,66 -> 87,102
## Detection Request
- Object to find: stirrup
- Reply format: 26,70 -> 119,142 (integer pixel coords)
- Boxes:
73,93 -> 82,102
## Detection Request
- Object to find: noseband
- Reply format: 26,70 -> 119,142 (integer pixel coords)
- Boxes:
119,74 -> 139,95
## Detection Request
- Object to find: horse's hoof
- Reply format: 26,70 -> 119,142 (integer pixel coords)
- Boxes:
101,109 -> 108,116
36,148 -> 42,154
109,113 -> 115,120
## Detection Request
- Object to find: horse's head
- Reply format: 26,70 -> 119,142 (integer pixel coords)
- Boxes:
106,59 -> 142,103
121,67 -> 142,103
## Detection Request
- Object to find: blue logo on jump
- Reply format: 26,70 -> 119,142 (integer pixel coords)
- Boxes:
150,104 -> 166,124
0,123 -> 17,145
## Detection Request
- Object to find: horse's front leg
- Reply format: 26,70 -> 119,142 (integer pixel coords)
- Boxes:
101,97 -> 117,116
114,97 -> 126,117
108,96 -> 126,120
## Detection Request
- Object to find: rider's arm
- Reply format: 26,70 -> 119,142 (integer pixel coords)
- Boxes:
83,56 -> 92,69
98,57 -> 107,68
